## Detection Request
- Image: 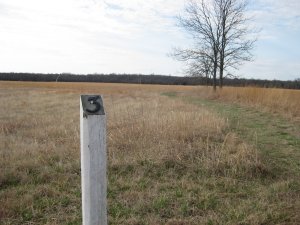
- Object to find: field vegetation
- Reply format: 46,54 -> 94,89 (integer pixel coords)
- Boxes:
0,81 -> 299,224
187,86 -> 300,121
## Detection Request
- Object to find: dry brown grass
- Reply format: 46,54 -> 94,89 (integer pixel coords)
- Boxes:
1,81 -> 298,225
107,93 -> 262,177
188,86 -> 300,120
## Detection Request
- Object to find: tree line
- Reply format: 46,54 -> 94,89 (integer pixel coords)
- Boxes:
0,73 -> 299,89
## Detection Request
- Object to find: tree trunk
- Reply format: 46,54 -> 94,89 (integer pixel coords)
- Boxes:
219,59 -> 224,88
213,60 -> 218,92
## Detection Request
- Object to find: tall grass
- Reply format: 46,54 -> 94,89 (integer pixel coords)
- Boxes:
107,93 -> 263,177
221,87 -> 300,117
191,86 -> 300,119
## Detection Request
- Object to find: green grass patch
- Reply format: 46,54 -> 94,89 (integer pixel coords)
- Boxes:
161,92 -> 178,98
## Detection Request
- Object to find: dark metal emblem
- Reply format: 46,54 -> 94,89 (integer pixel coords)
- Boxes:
86,96 -> 100,113
81,95 -> 105,116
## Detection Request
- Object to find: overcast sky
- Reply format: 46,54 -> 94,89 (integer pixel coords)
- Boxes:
0,0 -> 299,80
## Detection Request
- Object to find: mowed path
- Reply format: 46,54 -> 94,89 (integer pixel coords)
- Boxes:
185,96 -> 300,177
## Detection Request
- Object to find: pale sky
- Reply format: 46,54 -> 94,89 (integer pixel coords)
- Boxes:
0,0 -> 299,80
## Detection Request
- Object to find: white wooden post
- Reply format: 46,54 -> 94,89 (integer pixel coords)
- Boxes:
80,95 -> 107,225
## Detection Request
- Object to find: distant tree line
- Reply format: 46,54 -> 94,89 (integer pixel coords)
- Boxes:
0,73 -> 299,89
0,73 -> 203,85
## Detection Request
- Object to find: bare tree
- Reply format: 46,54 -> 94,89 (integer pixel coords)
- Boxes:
171,0 -> 222,91
171,0 -> 256,90
217,0 -> 256,88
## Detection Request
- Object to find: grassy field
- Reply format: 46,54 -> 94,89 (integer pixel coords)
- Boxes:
0,81 -> 299,225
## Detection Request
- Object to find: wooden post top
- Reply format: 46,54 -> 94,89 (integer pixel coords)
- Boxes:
81,95 -> 105,117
